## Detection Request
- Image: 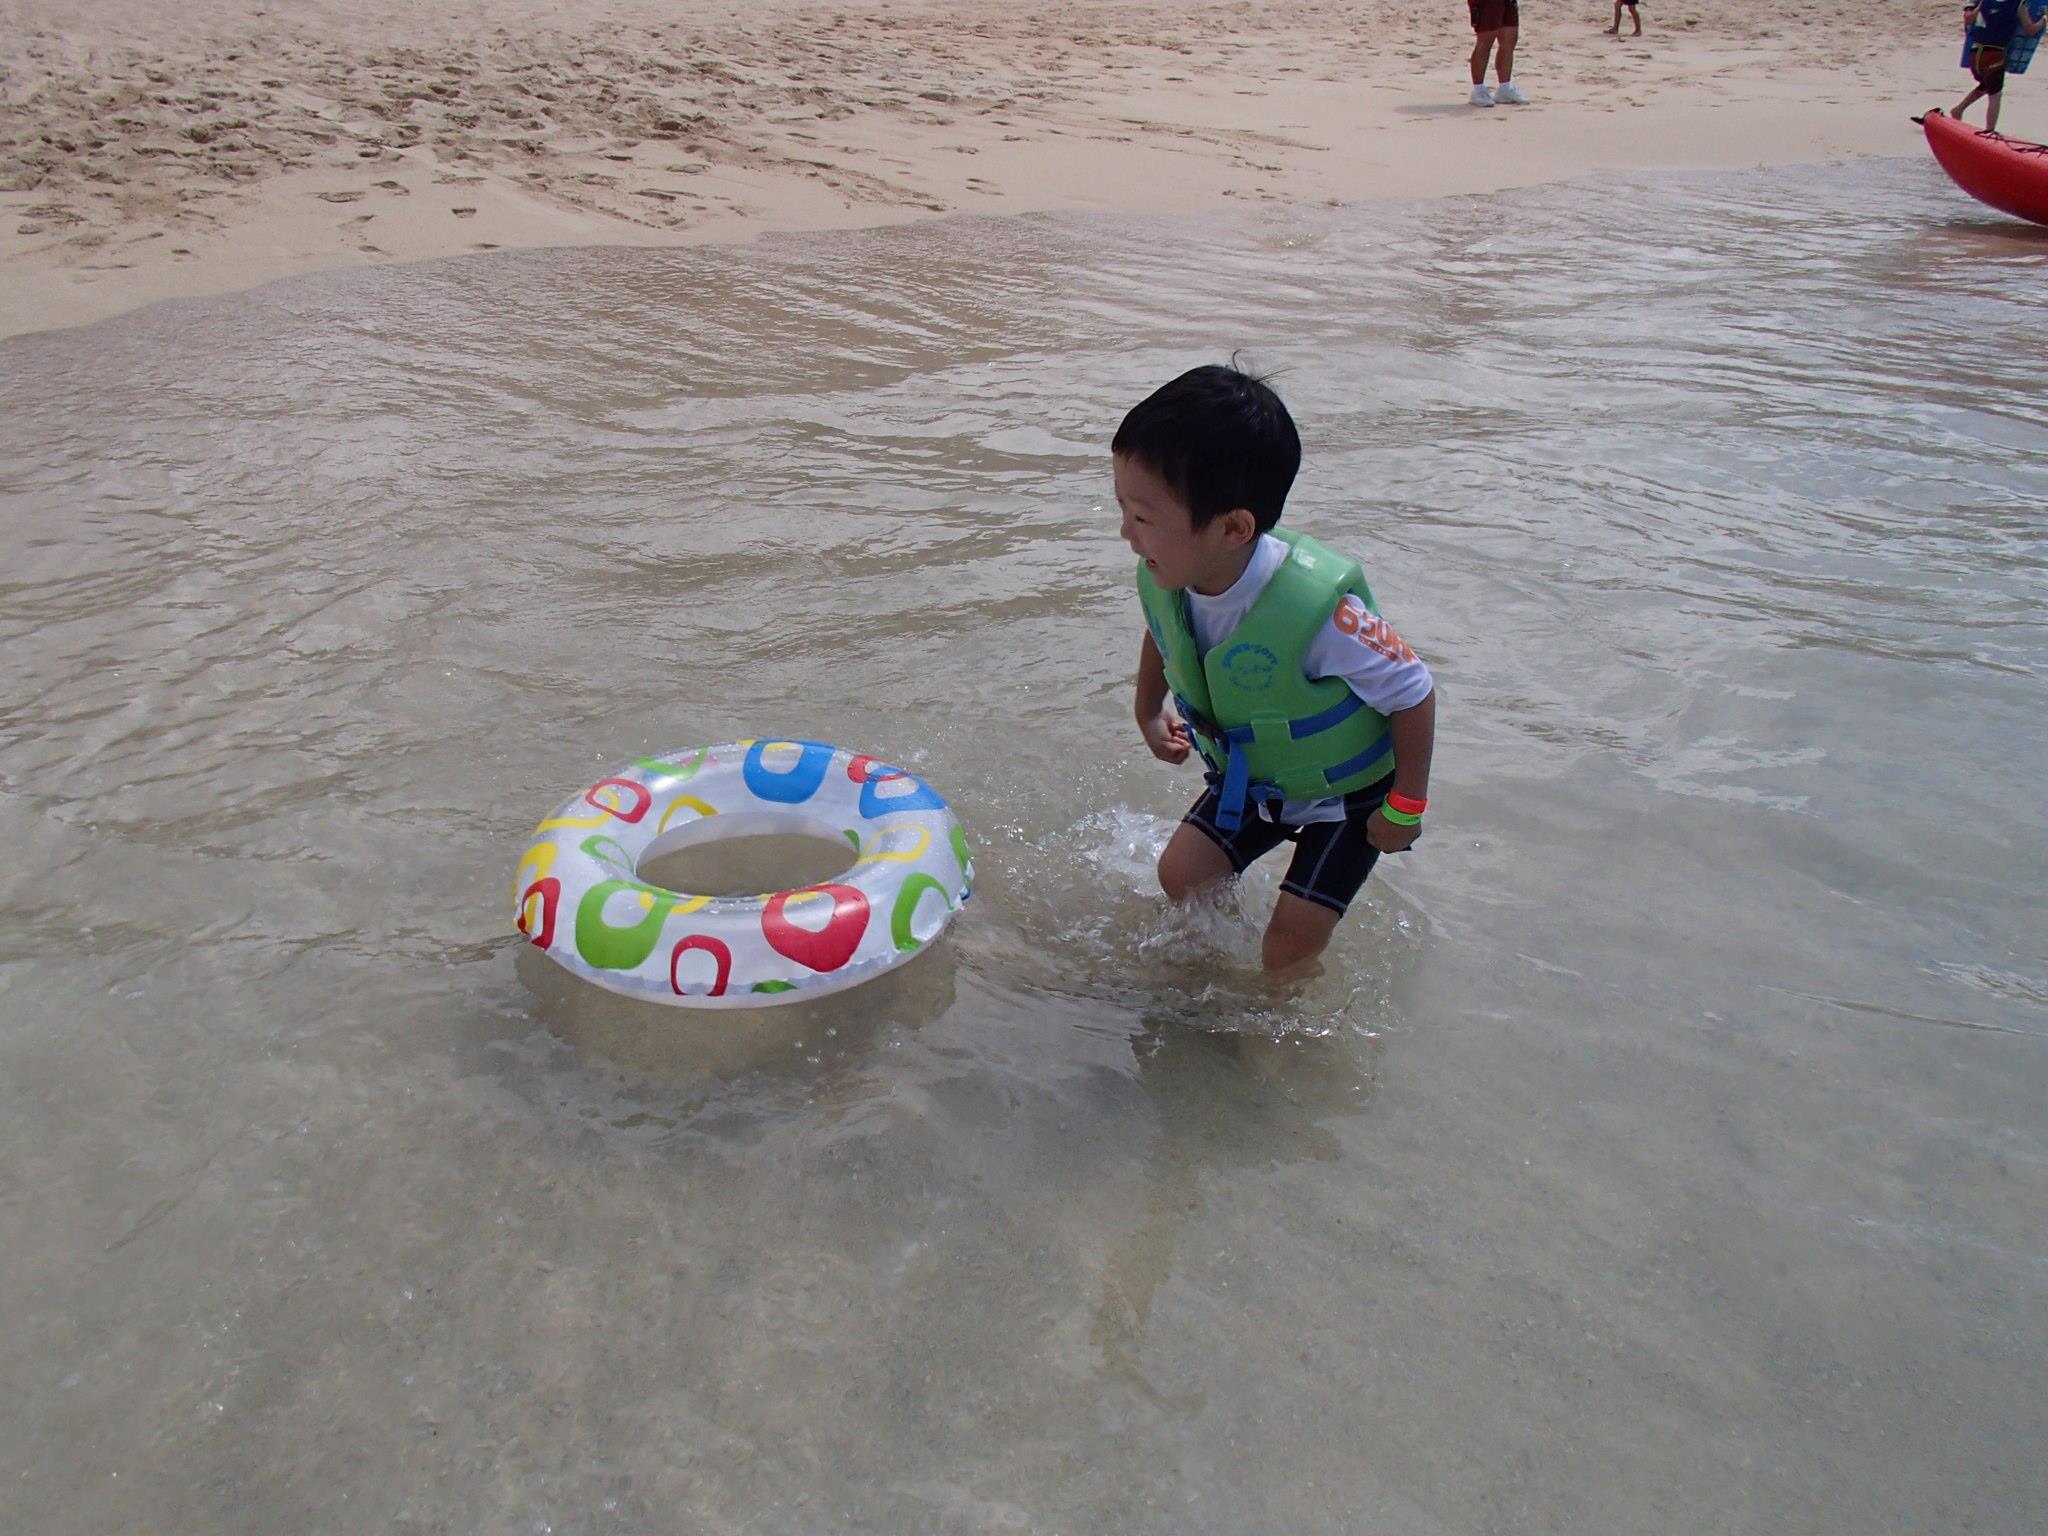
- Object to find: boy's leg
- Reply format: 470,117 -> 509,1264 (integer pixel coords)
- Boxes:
1630,4 -> 1642,35
1264,894 -> 1342,972
1955,84 -> 1985,118
1162,784 -> 1289,902
1158,822 -> 1235,901
1496,26 -> 1518,82
1606,1 -> 1620,33
1965,47 -> 2008,123
1471,32 -> 1494,85
1261,783 -> 1392,973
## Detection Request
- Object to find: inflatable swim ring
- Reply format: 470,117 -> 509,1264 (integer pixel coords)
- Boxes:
514,740 -> 972,1008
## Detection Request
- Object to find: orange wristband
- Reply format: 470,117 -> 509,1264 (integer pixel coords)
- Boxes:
1386,791 -> 1428,818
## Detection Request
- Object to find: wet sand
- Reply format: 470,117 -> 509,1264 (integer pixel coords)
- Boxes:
2,0 -> 1962,337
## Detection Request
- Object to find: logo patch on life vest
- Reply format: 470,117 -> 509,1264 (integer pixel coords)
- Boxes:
1220,641 -> 1280,692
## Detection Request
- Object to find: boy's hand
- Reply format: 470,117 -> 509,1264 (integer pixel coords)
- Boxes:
1367,806 -> 1421,854
1138,707 -> 1192,764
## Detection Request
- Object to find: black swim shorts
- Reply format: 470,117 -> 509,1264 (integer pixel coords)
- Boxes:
1182,774 -> 1400,916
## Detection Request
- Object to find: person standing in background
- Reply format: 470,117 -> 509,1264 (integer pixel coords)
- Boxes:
1953,0 -> 2047,131
1469,0 -> 1530,106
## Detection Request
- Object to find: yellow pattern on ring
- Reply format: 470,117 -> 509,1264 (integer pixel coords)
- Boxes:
535,782 -> 643,836
656,794 -> 719,833
513,841 -> 557,900
533,807 -> 610,835
635,888 -> 712,917
856,824 -> 932,864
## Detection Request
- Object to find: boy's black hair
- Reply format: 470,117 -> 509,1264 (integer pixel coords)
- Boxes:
1111,362 -> 1301,533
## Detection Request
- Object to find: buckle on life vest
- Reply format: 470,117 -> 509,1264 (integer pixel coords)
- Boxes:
1215,742 -> 1255,834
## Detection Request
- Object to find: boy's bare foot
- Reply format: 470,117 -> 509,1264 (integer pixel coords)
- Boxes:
1603,24 -> 1619,32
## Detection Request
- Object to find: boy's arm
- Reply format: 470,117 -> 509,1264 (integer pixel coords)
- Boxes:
1136,631 -> 1191,764
1369,689 -> 1435,854
1136,629 -> 1169,719
1303,594 -> 1436,852
1387,690 -> 1434,805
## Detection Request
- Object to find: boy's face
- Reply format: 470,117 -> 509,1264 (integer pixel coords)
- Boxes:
1113,453 -> 1254,594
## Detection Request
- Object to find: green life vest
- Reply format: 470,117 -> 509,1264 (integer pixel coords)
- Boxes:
1138,528 -> 1394,830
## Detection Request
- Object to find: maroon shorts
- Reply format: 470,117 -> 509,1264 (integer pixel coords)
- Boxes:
1470,0 -> 1520,32
1971,45 -> 2008,93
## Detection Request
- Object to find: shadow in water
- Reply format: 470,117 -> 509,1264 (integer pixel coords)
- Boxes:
514,939 -> 959,1078
1088,1008 -> 1383,1416
1910,213 -> 2048,256
500,937 -> 962,1146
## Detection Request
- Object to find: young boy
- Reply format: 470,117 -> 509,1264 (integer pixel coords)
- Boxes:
1115,365 -> 1437,973
1955,0 -> 2048,133
1605,0 -> 1643,38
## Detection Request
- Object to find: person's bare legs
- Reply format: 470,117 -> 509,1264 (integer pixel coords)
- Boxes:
1495,26 -> 1519,84
1157,822 -> 1234,902
1470,30 -> 1497,86
1986,88 -> 2004,131
1605,0 -> 1621,33
1158,827 -> 1342,975
1262,893 -> 1342,974
1954,83 -> 1987,120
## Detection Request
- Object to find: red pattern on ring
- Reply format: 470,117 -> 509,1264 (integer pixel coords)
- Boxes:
762,884 -> 871,972
670,935 -> 733,997
518,878 -> 561,949
586,777 -> 652,823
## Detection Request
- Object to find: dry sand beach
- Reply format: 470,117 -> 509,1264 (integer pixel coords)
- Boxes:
2,0 -> 1962,338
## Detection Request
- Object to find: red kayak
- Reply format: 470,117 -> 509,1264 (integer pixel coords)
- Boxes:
1922,108 -> 2048,226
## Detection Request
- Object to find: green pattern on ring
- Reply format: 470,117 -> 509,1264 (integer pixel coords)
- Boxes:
752,980 -> 796,994
579,833 -> 637,876
890,872 -> 952,952
574,879 -> 674,969
949,825 -> 973,880
632,745 -> 710,781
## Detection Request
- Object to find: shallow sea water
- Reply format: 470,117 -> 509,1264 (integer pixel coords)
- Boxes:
2,157 -> 2045,1534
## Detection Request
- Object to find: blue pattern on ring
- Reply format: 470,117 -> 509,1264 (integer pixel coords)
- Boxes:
743,739 -> 836,803
859,770 -> 947,819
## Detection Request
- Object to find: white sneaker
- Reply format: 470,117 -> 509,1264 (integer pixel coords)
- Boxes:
1469,84 -> 1495,107
1494,81 -> 1530,105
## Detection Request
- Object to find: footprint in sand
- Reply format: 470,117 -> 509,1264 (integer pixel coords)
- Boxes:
451,206 -> 477,218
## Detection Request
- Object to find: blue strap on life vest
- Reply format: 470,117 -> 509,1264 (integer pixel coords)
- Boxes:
1178,691 -> 1394,834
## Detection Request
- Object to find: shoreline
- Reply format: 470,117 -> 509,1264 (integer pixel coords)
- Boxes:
2,1 -> 1963,340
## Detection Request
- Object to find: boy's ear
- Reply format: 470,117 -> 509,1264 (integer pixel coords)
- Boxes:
1221,508 -> 1259,547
